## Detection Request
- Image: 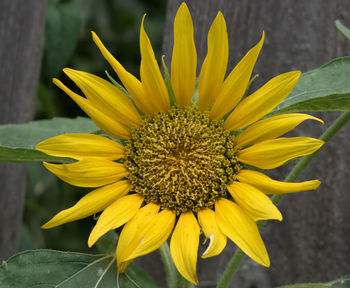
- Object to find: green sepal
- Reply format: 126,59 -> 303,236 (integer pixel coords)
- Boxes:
162,55 -> 176,106
335,20 -> 350,41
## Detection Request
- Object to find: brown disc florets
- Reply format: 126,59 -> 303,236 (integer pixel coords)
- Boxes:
124,106 -> 241,215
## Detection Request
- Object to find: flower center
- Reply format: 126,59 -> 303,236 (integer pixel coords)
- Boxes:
125,106 -> 241,215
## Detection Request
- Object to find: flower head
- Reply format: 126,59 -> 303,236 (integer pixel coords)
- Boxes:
37,3 -> 324,285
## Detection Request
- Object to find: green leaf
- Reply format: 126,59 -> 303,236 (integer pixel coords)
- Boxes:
0,249 -> 157,288
278,275 -> 350,288
45,0 -> 81,77
269,57 -> 350,116
96,231 -> 118,255
278,284 -> 330,288
335,20 -> 350,41
330,275 -> 350,287
0,117 -> 98,163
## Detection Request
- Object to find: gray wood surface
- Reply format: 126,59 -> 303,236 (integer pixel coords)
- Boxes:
0,0 -> 46,261
157,0 -> 350,287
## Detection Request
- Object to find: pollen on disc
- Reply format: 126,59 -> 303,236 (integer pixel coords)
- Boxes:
125,106 -> 241,215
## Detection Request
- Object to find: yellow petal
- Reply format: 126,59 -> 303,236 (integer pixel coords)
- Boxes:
227,182 -> 282,221
171,2 -> 197,107
88,194 -> 144,247
43,158 -> 128,188
117,203 -> 160,273
91,31 -> 154,115
215,198 -> 270,267
237,170 -> 321,195
63,68 -> 141,128
197,208 -> 227,258
236,113 -> 324,147
224,71 -> 301,131
42,181 -> 131,229
170,212 -> 200,285
53,78 -> 130,139
122,209 -> 176,261
210,32 -> 265,120
36,133 -> 124,160
198,12 -> 228,111
238,137 -> 324,169
140,15 -> 169,113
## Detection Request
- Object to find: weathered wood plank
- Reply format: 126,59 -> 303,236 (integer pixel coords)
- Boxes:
0,0 -> 46,261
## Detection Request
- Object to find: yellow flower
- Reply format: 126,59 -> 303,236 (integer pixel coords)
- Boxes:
36,3 -> 324,285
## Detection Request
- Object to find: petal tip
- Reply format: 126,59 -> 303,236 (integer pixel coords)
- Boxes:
179,1 -> 189,11
260,31 -> 265,44
35,141 -> 43,151
314,180 -> 321,189
87,236 -> 95,248
52,78 -> 61,86
294,70 -> 302,78
141,13 -> 146,25
41,222 -> 51,229
62,67 -> 75,77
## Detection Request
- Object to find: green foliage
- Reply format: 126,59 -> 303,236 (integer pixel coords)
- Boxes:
278,275 -> 350,288
335,20 -> 350,41
0,117 -> 97,163
45,0 -> 81,77
95,231 -> 118,255
270,57 -> 350,116
161,56 -> 176,106
0,250 -> 157,288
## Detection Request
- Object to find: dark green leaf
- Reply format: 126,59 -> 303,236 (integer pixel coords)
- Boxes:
0,117 -> 98,163
95,231 -> 118,255
0,249 -> 157,288
269,57 -> 350,116
335,20 -> 350,41
46,0 -> 81,77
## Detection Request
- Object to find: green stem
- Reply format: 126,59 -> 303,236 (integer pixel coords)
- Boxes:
216,249 -> 246,288
217,111 -> 350,288
159,242 -> 194,288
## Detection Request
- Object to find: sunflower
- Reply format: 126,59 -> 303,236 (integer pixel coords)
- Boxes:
36,2 -> 324,285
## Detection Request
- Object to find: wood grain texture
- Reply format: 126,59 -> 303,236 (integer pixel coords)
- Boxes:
0,0 -> 46,261
158,1 -> 350,287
